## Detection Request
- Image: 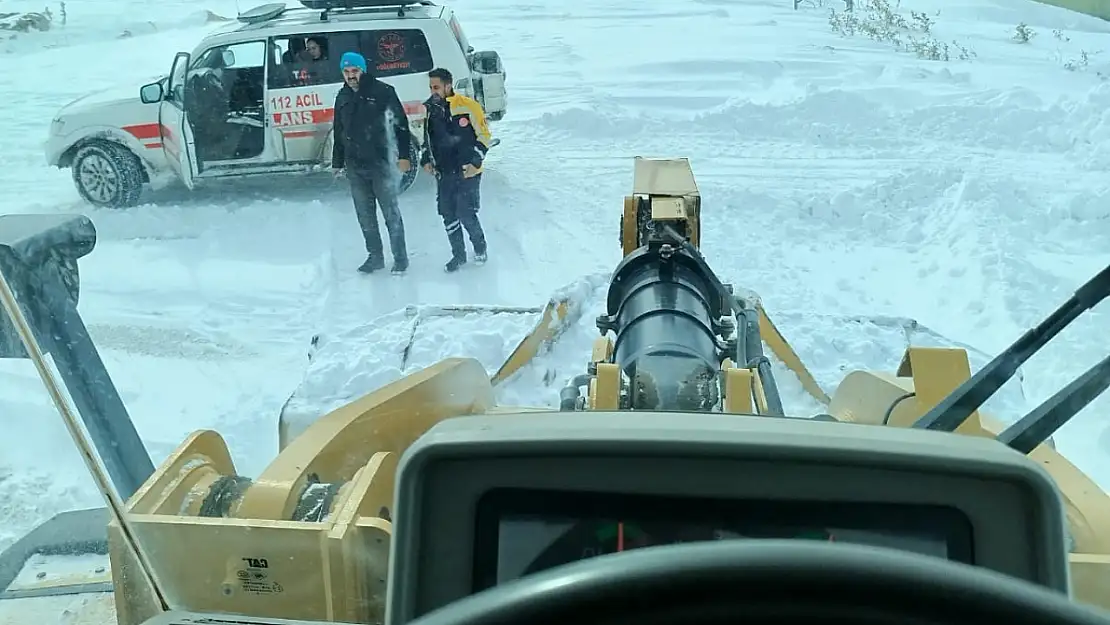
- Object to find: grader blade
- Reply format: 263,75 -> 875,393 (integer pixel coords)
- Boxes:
490,298 -> 578,386
755,304 -> 829,405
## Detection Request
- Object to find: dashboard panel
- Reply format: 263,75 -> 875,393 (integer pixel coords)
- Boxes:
385,410 -> 1070,624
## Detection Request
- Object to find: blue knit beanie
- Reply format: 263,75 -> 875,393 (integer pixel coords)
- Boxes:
340,51 -> 367,72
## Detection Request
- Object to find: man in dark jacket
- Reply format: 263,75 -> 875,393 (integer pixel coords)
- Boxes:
332,51 -> 412,275
419,67 -> 491,273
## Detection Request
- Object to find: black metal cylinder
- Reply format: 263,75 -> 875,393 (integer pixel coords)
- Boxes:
604,246 -> 724,411
559,374 -> 592,411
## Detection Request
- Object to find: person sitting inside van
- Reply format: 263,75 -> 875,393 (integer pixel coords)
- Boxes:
300,36 -> 332,84
285,36 -> 332,85
305,36 -> 328,62
282,38 -> 306,64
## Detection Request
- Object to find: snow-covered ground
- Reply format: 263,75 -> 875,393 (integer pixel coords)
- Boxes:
3,0 -> 1110,574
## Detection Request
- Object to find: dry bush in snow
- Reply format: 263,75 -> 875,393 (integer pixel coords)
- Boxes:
827,0 -> 975,61
1060,49 -> 1095,72
1012,22 -> 1035,44
0,5 -> 54,36
1047,28 -> 1101,73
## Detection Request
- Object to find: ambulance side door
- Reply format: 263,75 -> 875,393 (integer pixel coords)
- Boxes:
190,39 -> 286,177
158,52 -> 197,188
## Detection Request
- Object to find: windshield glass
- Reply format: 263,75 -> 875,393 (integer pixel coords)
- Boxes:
3,0 -> 1110,623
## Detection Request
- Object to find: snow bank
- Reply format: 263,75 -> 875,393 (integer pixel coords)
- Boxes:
280,305 -> 545,437
0,6 -> 231,54
535,83 -> 1108,155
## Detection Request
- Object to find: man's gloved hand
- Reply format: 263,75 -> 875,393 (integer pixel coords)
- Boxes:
462,164 -> 479,178
423,163 -> 435,175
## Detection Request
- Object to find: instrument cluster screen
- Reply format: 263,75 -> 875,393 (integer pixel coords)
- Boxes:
472,488 -> 974,589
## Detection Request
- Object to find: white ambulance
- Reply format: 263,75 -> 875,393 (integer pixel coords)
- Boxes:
44,0 -> 507,208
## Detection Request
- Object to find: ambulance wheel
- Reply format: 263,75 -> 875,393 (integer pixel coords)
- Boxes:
399,136 -> 420,195
72,140 -> 144,209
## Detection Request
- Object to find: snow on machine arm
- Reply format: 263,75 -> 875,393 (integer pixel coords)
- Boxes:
1,159 -> 1110,625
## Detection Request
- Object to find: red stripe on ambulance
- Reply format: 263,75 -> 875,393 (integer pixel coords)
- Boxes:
123,123 -> 159,140
123,123 -> 179,151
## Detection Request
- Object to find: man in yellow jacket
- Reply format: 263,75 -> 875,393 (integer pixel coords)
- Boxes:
419,67 -> 493,273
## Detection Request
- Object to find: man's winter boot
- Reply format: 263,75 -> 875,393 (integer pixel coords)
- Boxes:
444,226 -> 468,272
445,255 -> 467,273
391,258 -> 409,275
358,255 -> 384,274
474,246 -> 487,265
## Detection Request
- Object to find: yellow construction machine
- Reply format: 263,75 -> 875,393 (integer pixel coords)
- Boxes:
1,158 -> 1110,625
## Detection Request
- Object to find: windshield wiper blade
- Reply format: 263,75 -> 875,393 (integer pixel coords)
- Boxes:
912,263 -> 1110,433
996,353 -> 1110,454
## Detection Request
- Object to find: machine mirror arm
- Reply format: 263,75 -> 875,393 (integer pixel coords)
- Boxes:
912,263 -> 1110,434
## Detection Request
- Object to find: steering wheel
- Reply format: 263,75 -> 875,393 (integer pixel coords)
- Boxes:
405,541 -> 1109,625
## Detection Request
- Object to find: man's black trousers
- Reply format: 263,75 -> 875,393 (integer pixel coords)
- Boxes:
437,173 -> 486,259
348,168 -> 408,266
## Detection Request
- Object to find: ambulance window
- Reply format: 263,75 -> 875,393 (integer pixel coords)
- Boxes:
169,55 -> 189,103
194,41 -> 264,70
269,32 -> 357,89
223,41 -> 265,68
359,29 -> 433,78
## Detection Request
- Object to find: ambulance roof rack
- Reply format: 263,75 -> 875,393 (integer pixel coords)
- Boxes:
299,0 -> 435,20
237,2 -> 289,24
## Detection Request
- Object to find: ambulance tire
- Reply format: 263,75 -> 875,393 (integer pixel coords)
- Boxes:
399,135 -> 420,195
72,140 -> 144,209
